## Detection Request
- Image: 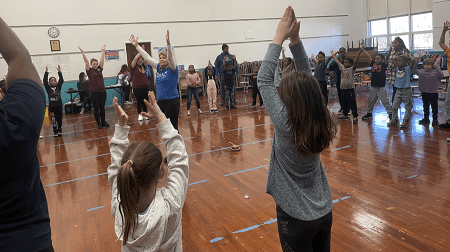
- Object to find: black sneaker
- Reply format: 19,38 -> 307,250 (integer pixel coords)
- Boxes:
438,122 -> 450,128
230,106 -> 237,109
362,113 -> 372,120
259,104 -> 264,107
226,105 -> 230,110
251,104 -> 256,107
353,117 -> 358,124
97,124 -> 103,129
53,132 -> 58,137
338,116 -> 350,121
102,122 -> 110,128
58,129 -> 62,137
214,109 -> 218,113
210,110 -> 214,113
418,118 -> 430,125
432,119 -> 439,125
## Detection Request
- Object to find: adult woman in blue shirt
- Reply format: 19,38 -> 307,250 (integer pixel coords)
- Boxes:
129,31 -> 180,130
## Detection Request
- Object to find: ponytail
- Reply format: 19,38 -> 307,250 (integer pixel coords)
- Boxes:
117,160 -> 140,245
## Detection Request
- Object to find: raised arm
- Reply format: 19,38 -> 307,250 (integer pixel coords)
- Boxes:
362,48 -> 372,61
282,47 -> 287,60
439,21 -> 450,51
385,43 -> 393,65
330,51 -> 342,67
99,45 -> 106,69
408,55 -> 416,70
412,58 -> 420,75
130,35 -> 158,68
57,65 -> 64,87
166,30 -> 177,71
131,52 -> 141,68
310,53 -> 318,64
325,55 -> 333,66
232,55 -> 237,70
107,97 -> 130,197
353,49 -> 363,70
0,17 -> 41,88
78,46 -> 90,71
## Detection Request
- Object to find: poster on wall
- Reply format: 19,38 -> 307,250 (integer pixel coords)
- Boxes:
178,65 -> 184,72
158,46 -> 175,57
105,50 -> 119,60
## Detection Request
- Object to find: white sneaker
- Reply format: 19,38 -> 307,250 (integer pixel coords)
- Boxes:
143,116 -> 149,120
79,108 -> 85,115
198,109 -> 202,114
138,114 -> 143,121
187,110 -> 190,116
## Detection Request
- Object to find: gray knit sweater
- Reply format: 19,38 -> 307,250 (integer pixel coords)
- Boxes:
257,42 -> 333,221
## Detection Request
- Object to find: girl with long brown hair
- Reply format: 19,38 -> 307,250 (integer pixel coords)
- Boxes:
258,7 -> 337,252
107,91 -> 188,251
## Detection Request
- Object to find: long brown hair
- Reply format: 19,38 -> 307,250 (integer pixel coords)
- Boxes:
117,141 -> 163,245
278,71 -> 337,155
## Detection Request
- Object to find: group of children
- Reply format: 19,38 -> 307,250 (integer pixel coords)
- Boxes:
311,38 -> 449,128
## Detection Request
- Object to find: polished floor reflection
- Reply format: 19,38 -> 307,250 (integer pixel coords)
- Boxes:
38,87 -> 450,251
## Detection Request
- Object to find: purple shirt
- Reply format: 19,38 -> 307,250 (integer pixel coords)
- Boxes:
413,62 -> 444,93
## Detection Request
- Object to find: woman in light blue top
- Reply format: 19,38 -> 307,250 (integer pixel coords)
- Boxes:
257,7 -> 337,252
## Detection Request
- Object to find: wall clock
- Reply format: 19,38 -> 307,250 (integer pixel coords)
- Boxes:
48,27 -> 60,38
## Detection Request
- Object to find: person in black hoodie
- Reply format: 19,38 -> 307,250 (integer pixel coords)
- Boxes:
43,65 -> 64,136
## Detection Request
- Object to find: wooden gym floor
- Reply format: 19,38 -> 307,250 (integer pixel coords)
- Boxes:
38,86 -> 450,251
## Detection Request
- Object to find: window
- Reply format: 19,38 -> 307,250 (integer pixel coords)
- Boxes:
367,12 -> 432,52
390,16 -> 409,34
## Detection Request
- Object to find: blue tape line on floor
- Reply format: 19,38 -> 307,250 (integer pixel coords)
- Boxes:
407,174 -> 418,179
45,172 -> 108,187
224,165 -> 269,177
188,180 -> 207,186
87,206 -> 104,212
222,127 -> 247,133
210,237 -> 224,243
331,145 -> 351,151
40,153 -> 111,168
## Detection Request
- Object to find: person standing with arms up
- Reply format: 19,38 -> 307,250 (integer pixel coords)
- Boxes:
258,7 -> 336,251
0,17 -> 55,252
130,31 -> 180,130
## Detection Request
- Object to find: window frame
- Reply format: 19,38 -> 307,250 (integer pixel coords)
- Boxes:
367,11 -> 433,52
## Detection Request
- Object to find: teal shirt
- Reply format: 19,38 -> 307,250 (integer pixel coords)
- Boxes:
394,66 -> 412,88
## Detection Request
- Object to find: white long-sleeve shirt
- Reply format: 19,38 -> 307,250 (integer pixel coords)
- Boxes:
107,119 -> 189,251
136,44 -> 176,71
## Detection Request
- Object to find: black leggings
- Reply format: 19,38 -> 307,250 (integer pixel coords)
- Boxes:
341,89 -> 358,117
157,98 -> 180,130
48,106 -> 62,132
90,91 -> 107,125
318,80 -> 328,105
133,87 -> 149,114
252,82 -> 263,105
422,92 -> 438,120
277,205 -> 332,252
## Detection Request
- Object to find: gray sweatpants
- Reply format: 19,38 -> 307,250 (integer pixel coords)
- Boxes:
392,87 -> 413,121
367,86 -> 392,114
446,83 -> 450,123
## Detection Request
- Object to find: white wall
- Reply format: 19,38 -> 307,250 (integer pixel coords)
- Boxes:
433,0 -> 450,50
0,0 -> 365,81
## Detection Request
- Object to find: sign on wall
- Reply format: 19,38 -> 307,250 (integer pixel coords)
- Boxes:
105,50 -> 119,60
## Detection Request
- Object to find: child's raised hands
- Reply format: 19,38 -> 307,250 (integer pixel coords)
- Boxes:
311,53 -> 315,58
141,44 -> 145,50
282,47 -> 286,52
330,50 -> 336,56
101,45 -> 106,51
142,91 -> 166,123
113,97 -> 128,127
273,6 -> 296,45
45,66 -> 48,72
129,35 -> 139,48
57,65 -> 61,72
444,21 -> 450,31
232,55 -> 236,60
360,42 -> 365,50
78,46 -> 84,53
